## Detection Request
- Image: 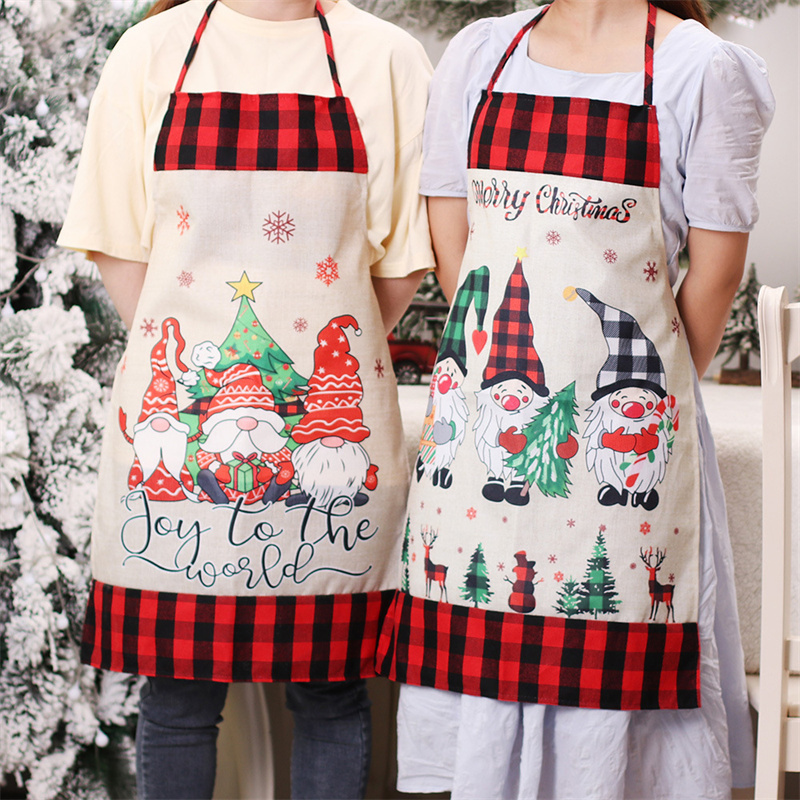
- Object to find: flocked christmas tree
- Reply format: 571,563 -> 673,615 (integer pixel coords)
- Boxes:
505,381 -> 579,498
460,543 -> 493,608
401,516 -> 411,592
717,263 -> 761,370
553,576 -> 582,618
577,530 -> 621,619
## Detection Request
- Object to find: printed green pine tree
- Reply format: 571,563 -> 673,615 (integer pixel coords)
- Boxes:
460,543 -> 493,608
553,575 -> 582,617
505,381 -> 579,498
401,516 -> 411,592
577,530 -> 621,619
188,295 -> 308,404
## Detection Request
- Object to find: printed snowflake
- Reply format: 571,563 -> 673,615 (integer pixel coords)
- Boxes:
640,521 -> 651,535
316,255 -> 340,286
546,230 -> 561,246
177,270 -> 194,288
672,317 -> 681,336
262,210 -> 295,244
176,205 -> 190,234
630,562 -> 637,569
567,518 -> 575,528
153,377 -> 171,394
603,249 -> 618,264
293,317 -> 308,333
502,516 -> 508,524
374,358 -> 385,378
674,527 -> 680,535
497,562 -> 505,572
668,573 -> 675,583
599,524 -> 607,532
548,554 -> 557,563
412,553 -> 417,562
458,547 -> 464,554
466,507 -> 477,520
437,507 -> 442,515
644,261 -> 658,281
420,501 -> 425,509
554,571 -> 564,582
140,318 -> 156,337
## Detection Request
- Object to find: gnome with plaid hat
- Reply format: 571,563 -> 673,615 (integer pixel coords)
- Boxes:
416,266 -> 489,489
188,342 -> 295,506
473,254 -> 550,506
570,287 -> 677,511
119,317 -> 198,503
287,315 -> 378,510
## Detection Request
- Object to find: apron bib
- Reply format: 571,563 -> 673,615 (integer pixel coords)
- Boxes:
379,4 -> 701,710
82,0 -> 410,682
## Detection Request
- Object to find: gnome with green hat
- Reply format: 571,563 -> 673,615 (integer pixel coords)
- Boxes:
416,266 -> 490,489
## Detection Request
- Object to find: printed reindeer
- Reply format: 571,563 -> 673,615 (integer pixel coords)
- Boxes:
420,527 -> 448,602
639,546 -> 676,622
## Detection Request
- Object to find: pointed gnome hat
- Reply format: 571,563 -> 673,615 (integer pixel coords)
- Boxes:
437,265 -> 490,374
139,318 -> 188,423
575,288 -> 667,400
204,362 -> 277,418
481,258 -> 548,396
292,315 -> 370,444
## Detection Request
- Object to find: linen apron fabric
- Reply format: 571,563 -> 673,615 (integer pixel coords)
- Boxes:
81,0 -> 410,683
378,3 -> 701,710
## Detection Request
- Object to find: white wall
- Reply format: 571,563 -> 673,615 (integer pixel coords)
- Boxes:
410,6 -> 800,294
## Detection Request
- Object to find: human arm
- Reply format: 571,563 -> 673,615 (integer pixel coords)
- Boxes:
371,269 -> 428,335
428,197 -> 469,304
675,228 -> 749,378
90,252 -> 147,330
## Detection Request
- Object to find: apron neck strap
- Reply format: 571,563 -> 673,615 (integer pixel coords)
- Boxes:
174,0 -> 344,98
487,2 -> 658,107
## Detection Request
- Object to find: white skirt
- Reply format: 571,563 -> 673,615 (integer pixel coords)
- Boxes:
396,383 -> 755,800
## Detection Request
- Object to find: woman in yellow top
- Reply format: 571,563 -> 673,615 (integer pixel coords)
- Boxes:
58,0 -> 433,797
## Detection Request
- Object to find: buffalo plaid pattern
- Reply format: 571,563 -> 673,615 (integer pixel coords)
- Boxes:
576,288 -> 667,400
155,0 -> 367,173
482,258 -> 546,393
82,580 -> 393,682
376,592 -> 701,710
470,3 -> 660,188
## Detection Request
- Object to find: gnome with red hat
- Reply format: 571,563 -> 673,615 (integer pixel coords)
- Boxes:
287,316 -> 378,510
190,342 -> 295,506
473,255 -> 550,506
119,318 -> 198,503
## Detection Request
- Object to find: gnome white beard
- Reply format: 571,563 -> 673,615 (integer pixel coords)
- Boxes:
426,384 -> 469,475
132,414 -> 190,485
473,388 -> 539,480
583,397 -> 670,494
292,439 -> 370,508
201,410 -> 286,462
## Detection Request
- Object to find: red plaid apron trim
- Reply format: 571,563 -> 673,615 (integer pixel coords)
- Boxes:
376,592 -> 701,710
157,0 -> 366,172
471,2 -> 659,188
82,580 -> 393,682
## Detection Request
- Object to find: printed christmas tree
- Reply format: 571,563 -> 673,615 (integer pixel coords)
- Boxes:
460,543 -> 493,608
506,381 -> 579,498
188,273 -> 308,404
553,576 -> 582,617
577,530 -> 620,618
401,516 -> 411,592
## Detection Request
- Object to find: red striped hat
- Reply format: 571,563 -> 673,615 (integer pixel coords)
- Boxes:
292,316 -> 370,444
204,363 -> 276,417
139,318 -> 188,423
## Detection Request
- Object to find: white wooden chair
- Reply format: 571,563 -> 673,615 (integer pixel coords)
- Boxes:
747,285 -> 800,799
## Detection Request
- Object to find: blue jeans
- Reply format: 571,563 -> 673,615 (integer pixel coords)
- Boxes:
136,676 -> 371,800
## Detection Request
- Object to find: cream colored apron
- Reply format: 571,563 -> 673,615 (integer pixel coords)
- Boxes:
83,0 -> 408,683
379,3 -> 701,709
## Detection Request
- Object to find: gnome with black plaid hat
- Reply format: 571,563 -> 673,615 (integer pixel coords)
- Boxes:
416,266 -> 489,489
473,252 -> 549,506
570,287 -> 678,511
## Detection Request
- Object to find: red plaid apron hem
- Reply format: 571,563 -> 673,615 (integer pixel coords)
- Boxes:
81,580 -> 393,683
376,591 -> 701,710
